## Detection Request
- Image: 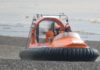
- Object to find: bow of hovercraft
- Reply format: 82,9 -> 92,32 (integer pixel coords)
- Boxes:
19,14 -> 99,61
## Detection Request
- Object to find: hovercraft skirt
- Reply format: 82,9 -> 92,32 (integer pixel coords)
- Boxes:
20,48 -> 99,61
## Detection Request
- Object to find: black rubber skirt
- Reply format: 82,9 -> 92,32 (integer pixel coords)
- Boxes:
19,48 -> 99,61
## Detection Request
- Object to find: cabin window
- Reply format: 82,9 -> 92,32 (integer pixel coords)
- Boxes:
38,20 -> 55,43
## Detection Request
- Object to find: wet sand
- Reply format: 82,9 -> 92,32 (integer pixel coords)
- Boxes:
0,35 -> 100,69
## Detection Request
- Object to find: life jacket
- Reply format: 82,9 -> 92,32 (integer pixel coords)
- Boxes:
46,30 -> 54,42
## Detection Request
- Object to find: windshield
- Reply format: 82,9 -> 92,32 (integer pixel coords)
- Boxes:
38,20 -> 55,43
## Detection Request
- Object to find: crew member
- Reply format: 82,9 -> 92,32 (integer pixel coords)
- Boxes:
46,29 -> 54,42
64,23 -> 72,32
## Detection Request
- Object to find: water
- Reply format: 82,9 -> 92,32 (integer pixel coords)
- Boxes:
0,25 -> 30,37
0,17 -> 100,41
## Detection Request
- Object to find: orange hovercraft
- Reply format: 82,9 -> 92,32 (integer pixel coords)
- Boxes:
20,14 -> 99,61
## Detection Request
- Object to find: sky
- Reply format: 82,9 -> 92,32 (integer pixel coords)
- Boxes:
0,0 -> 100,24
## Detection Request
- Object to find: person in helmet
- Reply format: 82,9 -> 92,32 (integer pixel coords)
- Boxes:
46,29 -> 54,42
55,23 -> 62,35
65,24 -> 72,32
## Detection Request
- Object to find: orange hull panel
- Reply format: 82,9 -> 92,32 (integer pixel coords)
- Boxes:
29,36 -> 88,48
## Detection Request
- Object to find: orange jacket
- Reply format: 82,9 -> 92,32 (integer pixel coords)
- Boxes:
46,30 -> 54,38
46,30 -> 54,42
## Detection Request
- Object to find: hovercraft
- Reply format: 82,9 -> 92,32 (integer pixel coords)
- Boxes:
20,14 -> 99,61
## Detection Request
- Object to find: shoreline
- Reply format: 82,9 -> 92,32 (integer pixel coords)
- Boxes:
0,35 -> 99,46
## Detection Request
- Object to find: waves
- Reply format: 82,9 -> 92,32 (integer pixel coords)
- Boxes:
71,18 -> 100,24
74,31 -> 100,35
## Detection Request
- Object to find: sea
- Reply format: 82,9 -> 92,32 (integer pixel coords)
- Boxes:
0,15 -> 100,41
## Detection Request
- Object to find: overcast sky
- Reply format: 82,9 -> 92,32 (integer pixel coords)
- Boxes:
0,0 -> 100,22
